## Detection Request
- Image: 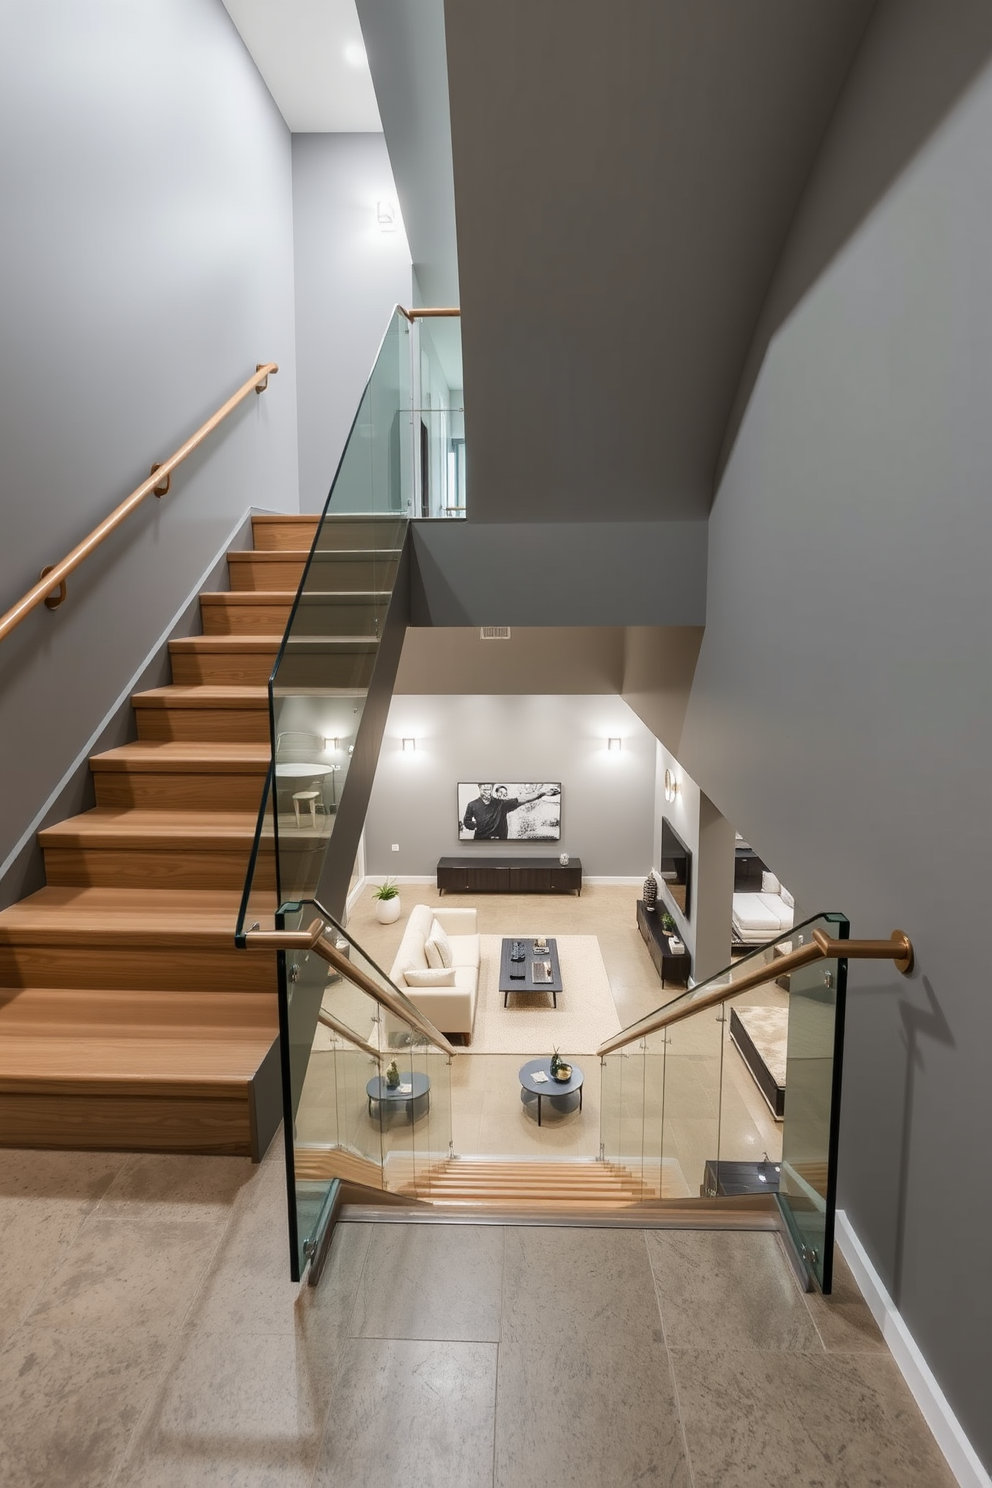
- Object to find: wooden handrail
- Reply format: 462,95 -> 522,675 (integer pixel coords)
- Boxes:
398,307 -> 461,321
242,920 -> 457,1058
318,1009 -> 382,1062
597,929 -> 913,1057
0,362 -> 278,645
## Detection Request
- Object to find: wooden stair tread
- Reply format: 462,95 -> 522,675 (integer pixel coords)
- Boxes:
200,590 -> 392,601
0,886 -> 249,945
91,742 -> 270,772
170,635 -> 379,651
0,987 -> 276,1027
39,808 -> 262,846
133,685 -> 269,706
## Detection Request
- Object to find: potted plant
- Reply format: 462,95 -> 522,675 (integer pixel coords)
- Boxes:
371,878 -> 401,925
550,1047 -> 572,1083
384,1060 -> 401,1090
660,910 -> 676,934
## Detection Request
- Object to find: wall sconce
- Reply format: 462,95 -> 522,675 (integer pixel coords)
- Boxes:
608,738 -> 622,752
664,767 -> 680,802
324,737 -> 338,753
377,199 -> 397,232
402,738 -> 417,752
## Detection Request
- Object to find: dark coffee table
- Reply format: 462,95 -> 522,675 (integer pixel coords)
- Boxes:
366,1070 -> 431,1122
499,937 -> 563,1007
518,1058 -> 584,1126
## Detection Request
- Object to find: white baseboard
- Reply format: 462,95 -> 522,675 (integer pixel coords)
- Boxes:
835,1211 -> 990,1488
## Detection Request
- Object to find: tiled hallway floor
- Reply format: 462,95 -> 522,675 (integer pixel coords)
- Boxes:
0,1141 -> 957,1488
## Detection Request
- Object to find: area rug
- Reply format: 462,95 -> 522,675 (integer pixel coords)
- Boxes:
469,934 -> 621,1055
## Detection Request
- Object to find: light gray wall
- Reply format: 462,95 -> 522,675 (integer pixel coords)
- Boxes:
395,627 -> 626,696
0,0 -> 298,872
292,133 -> 413,513
363,695 -> 656,878
679,2 -> 992,1465
411,523 -> 708,626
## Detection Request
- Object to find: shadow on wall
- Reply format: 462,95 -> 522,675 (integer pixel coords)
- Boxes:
716,0 -> 992,489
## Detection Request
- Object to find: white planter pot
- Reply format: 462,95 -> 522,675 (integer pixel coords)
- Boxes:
374,896 -> 401,925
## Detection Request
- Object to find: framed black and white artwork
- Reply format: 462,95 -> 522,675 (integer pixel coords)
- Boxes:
457,782 -> 562,841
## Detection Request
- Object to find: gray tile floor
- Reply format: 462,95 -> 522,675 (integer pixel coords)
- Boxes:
0,1141 -> 957,1488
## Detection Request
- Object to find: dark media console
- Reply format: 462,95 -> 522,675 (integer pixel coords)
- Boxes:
437,856 -> 583,895
636,899 -> 692,988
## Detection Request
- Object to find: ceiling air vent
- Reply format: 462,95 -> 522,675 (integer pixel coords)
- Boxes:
480,626 -> 511,640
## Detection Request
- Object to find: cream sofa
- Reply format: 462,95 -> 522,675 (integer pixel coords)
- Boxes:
387,904 -> 480,1041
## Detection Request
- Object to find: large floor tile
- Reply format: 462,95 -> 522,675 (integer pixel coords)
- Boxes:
27,1215 -> 221,1335
114,1328 -> 328,1488
670,1348 -> 958,1488
0,1150 -> 129,1345
95,1151 -> 256,1223
502,1227 -> 662,1343
495,1330 -> 691,1487
646,1230 -> 822,1351
351,1222 -> 504,1341
0,1323 -> 171,1488
803,1246 -> 887,1353
314,1338 -> 497,1488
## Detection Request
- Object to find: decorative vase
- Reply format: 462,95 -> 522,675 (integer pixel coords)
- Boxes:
559,852 -> 569,866
642,873 -> 658,912
375,895 -> 401,925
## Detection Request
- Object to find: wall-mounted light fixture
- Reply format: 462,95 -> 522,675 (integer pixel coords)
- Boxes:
377,199 -> 397,233
664,767 -> 680,802
402,738 -> 417,753
608,738 -> 622,752
324,737 -> 338,753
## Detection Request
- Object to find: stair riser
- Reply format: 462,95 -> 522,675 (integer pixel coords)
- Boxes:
0,1091 -> 255,1155
229,555 -> 397,591
134,706 -> 270,743
285,599 -> 388,638
200,597 -> 294,635
274,654 -> 375,690
42,847 -> 274,892
169,650 -> 279,686
0,946 -> 276,994
93,771 -> 268,811
251,517 -> 401,551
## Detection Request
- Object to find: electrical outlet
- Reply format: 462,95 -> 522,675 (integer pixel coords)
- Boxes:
391,843 -> 399,851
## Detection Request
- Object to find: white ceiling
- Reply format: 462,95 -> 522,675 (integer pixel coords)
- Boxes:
221,0 -> 382,132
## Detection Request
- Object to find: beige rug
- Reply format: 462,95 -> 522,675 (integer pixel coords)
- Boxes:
469,934 -> 621,1055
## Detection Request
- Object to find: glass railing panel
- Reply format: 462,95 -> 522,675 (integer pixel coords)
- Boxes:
777,913 -> 848,1293
657,1006 -> 725,1200
412,314 -> 464,518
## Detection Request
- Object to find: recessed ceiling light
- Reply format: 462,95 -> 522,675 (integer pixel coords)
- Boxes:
344,41 -> 367,69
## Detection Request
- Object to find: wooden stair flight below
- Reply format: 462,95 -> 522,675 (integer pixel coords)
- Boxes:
392,1158 -> 656,1211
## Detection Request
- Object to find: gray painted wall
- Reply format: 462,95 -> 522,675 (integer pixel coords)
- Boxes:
411,522 -> 708,626
363,695 -> 656,879
0,0 -> 298,871
291,133 -> 413,513
679,2 -> 992,1464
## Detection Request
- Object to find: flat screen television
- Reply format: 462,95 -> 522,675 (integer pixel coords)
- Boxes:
457,782 -> 561,841
660,818 -> 692,919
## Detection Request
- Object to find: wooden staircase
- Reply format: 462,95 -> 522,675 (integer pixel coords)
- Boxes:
0,513 -> 397,1158
403,1158 -> 653,1210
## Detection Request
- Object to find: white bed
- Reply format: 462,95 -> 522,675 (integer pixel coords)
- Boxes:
732,889 -> 794,945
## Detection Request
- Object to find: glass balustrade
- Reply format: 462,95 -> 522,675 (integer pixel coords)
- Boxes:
600,913 -> 849,1290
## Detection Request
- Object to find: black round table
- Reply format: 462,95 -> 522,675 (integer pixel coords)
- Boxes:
518,1058 -> 584,1126
366,1070 -> 431,1123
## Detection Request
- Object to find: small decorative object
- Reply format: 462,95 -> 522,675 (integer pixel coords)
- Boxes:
559,852 -> 570,866
670,937 -> 685,956
385,1060 -> 400,1089
549,1048 -> 572,1082
534,936 -> 548,951
642,873 -> 658,912
660,910 -> 676,934
372,878 -> 401,924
